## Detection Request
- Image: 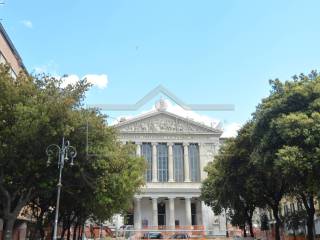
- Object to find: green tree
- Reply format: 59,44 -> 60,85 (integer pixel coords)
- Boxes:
252,72 -> 320,240
0,65 -> 145,240
0,65 -> 84,240
201,122 -> 264,237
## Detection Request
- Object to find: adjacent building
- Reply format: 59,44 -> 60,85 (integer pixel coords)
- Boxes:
0,23 -> 26,77
0,23 -> 27,240
114,100 -> 227,236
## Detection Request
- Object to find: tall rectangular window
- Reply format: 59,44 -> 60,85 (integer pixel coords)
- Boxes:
173,144 -> 184,182
189,144 -> 200,182
141,143 -> 152,182
157,143 -> 168,182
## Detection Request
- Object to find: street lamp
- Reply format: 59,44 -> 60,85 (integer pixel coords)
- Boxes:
46,137 -> 77,240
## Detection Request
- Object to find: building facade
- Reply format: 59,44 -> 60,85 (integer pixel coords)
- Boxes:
114,101 -> 227,235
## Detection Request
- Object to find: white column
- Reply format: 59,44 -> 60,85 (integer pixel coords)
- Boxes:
196,200 -> 203,226
152,143 -> 158,182
134,197 -> 142,229
168,143 -> 174,182
169,197 -> 175,227
185,197 -> 192,226
136,142 -> 142,157
152,197 -> 158,227
183,143 -> 191,182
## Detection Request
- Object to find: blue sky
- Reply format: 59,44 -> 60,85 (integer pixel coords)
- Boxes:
2,0 -> 320,135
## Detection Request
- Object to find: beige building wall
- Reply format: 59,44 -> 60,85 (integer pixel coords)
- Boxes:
0,23 -> 25,76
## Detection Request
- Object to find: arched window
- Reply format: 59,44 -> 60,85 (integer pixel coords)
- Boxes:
173,144 -> 184,182
189,143 -> 200,182
141,143 -> 152,182
157,143 -> 168,182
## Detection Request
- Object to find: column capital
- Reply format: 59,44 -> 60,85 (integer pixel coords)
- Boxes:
167,142 -> 174,146
151,142 -> 158,146
183,142 -> 189,147
135,142 -> 142,145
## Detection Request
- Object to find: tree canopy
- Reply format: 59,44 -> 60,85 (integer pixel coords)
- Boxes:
0,64 -> 145,240
201,70 -> 320,240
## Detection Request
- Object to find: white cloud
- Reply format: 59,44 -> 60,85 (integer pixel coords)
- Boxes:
21,20 -> 33,28
60,74 -> 108,89
33,62 -> 108,89
83,74 -> 108,89
61,74 -> 79,87
157,99 -> 220,128
221,122 -> 242,138
33,61 -> 59,75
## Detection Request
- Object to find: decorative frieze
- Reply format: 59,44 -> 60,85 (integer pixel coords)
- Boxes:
119,133 -> 218,142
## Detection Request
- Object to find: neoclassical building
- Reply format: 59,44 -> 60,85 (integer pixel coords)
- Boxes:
114,101 -> 226,235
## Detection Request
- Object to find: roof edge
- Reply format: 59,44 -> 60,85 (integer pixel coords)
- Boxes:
0,23 -> 27,72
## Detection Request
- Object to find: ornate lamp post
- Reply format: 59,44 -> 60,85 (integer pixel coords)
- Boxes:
46,137 -> 77,240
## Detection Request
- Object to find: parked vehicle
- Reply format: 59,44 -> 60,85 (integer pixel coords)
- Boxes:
141,232 -> 164,239
169,233 -> 190,239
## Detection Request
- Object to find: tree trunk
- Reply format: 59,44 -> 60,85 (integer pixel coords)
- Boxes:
247,209 -> 254,238
301,193 -> 315,240
67,225 -> 71,240
39,226 -> 45,240
78,224 -> 82,240
79,226 -> 82,240
272,206 -> 281,240
3,217 -> 15,240
306,210 -> 315,240
60,225 -> 67,240
266,230 -> 268,240
73,223 -> 78,240
306,195 -> 315,240
242,225 -> 247,237
0,185 -> 33,240
249,220 -> 254,237
35,212 -> 45,240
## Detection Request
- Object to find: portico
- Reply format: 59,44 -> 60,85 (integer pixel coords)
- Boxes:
133,196 -> 201,228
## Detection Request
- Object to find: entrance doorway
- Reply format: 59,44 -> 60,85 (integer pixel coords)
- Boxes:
191,203 -> 196,225
158,202 -> 166,226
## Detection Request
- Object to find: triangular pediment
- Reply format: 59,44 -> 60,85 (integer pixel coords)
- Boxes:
114,110 -> 222,135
